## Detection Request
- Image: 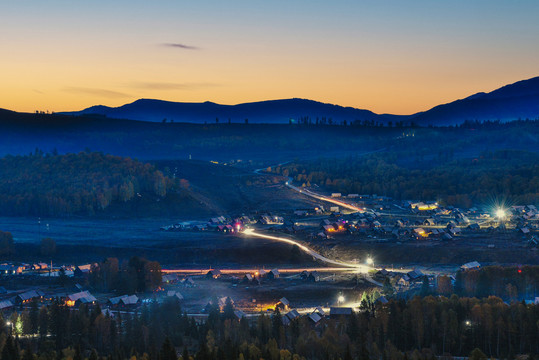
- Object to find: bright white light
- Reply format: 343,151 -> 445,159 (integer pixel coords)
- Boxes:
465,320 -> 471,326
6,321 -> 11,326
366,257 -> 374,265
338,295 -> 345,303
496,208 -> 506,220
243,228 -> 254,235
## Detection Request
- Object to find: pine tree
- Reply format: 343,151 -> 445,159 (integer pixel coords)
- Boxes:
469,348 -> 487,360
2,336 -> 20,360
383,277 -> 395,296
344,344 -> 353,360
29,300 -> 39,334
420,276 -> 430,296
160,338 -> 177,360
22,345 -> 34,360
271,309 -> 282,340
73,344 -> 82,360
38,306 -> 48,338
222,297 -> 235,320
182,348 -> 189,360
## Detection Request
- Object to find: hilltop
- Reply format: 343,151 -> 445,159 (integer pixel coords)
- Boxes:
62,98 -> 391,124
59,76 -> 539,126
411,76 -> 539,125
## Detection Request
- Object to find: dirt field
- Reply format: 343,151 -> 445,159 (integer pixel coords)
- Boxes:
0,216 -> 324,268
309,231 -> 539,270
164,272 -> 370,314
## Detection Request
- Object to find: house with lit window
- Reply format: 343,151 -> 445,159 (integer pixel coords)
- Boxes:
15,290 -> 44,304
0,264 -> 24,275
206,269 -> 222,279
66,291 -> 97,307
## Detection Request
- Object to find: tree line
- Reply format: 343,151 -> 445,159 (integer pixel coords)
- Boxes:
1,294 -> 538,360
0,152 -> 174,216
276,150 -> 539,207
88,257 -> 162,294
454,266 -> 539,301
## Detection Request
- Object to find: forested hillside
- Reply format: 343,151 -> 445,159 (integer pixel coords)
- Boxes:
278,150 -> 539,207
0,152 -> 174,216
3,109 -> 539,162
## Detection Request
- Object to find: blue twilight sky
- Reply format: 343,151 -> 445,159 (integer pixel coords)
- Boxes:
1,0 -> 538,114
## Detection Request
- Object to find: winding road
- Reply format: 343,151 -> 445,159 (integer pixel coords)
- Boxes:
243,229 -> 368,270
284,180 -> 364,213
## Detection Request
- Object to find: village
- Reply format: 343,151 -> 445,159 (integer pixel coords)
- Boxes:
160,191 -> 539,250
3,248 -> 538,332
2,189 -> 539,332
0,257 -> 504,328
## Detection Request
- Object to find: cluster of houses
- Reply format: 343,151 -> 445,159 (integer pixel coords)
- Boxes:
309,211 -> 464,241
274,297 -> 329,325
161,213 -> 287,234
276,302 -> 395,326
0,272 -> 195,315
0,286 -> 98,312
372,261 -> 484,294
0,263 -> 103,279
511,205 -> 539,220
301,200 -> 539,244
205,268 -> 281,284
506,206 -> 539,248
0,262 -> 49,275
373,268 -> 431,289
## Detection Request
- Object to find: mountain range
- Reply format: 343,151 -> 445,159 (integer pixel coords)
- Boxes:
63,98 -> 392,125
60,76 -> 539,126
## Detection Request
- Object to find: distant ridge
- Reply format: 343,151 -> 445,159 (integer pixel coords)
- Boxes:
62,98 -> 409,124
9,75 -> 539,126
410,76 -> 539,125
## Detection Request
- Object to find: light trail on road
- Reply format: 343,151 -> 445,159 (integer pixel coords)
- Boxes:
285,180 -> 365,213
162,267 -> 355,274
255,161 -> 365,213
242,228 -> 370,272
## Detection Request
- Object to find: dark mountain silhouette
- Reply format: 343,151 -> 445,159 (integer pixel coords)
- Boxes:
410,76 -> 539,125
62,98 -> 406,124
2,99 -> 539,165
61,76 -> 539,126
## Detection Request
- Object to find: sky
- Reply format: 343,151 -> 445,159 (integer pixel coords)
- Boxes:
1,0 -> 539,115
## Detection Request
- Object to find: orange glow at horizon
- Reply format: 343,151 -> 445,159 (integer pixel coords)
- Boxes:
1,1 -> 538,115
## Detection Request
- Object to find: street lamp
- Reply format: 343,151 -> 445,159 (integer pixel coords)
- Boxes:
366,256 -> 374,269
495,207 -> 506,221
338,295 -> 345,305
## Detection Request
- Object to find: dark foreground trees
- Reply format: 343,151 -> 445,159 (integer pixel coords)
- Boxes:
89,256 -> 162,293
1,294 -> 538,360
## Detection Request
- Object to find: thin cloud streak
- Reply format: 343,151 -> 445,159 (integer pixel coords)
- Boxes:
63,87 -> 131,98
127,82 -> 218,91
162,43 -> 200,50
